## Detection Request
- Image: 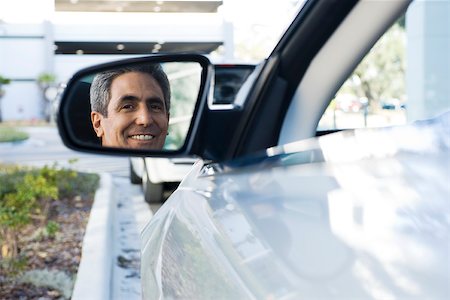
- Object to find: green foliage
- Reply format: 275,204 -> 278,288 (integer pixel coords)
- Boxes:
37,73 -> 57,94
0,75 -> 11,85
26,162 -> 99,200
163,62 -> 200,149
58,171 -> 100,199
26,223 -> 59,242
396,15 -> 406,29
36,164 -> 76,200
37,73 -> 56,85
68,158 -> 79,165
0,163 -> 99,270
0,170 -> 57,229
0,256 -> 27,276
338,21 -> 406,108
44,221 -> 59,238
0,127 -> 29,143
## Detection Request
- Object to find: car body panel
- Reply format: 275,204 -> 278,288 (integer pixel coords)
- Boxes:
141,112 -> 450,299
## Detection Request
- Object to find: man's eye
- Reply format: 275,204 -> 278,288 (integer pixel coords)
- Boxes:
150,104 -> 163,112
121,104 -> 134,110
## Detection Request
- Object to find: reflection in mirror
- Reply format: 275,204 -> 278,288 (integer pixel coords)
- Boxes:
66,61 -> 202,151
213,64 -> 255,105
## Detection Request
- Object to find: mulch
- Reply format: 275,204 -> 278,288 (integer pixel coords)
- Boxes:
0,196 -> 93,300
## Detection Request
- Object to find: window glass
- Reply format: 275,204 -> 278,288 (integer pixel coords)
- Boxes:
318,3 -> 449,131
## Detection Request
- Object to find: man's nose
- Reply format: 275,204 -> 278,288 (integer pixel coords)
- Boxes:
135,106 -> 153,126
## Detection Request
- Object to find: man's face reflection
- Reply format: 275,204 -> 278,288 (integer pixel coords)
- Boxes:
92,71 -> 169,149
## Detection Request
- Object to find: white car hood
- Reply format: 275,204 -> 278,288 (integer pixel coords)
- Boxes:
141,112 -> 450,299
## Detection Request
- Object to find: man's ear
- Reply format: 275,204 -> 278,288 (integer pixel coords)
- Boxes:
91,111 -> 104,138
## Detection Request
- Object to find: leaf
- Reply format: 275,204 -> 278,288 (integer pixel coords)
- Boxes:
2,244 -> 10,258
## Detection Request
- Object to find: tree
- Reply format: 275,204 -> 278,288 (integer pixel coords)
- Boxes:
339,23 -> 406,110
37,73 -> 57,122
36,73 -> 56,91
0,75 -> 11,123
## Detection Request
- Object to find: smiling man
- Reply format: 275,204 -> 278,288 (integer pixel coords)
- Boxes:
90,64 -> 171,150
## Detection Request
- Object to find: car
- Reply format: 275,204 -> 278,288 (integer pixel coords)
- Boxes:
334,95 -> 366,113
380,98 -> 406,110
58,0 -> 449,299
129,63 -> 256,203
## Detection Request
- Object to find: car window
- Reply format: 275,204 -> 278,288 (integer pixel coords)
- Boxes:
318,7 -> 449,131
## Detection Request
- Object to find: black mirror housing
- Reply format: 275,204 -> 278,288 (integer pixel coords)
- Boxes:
57,54 -> 212,157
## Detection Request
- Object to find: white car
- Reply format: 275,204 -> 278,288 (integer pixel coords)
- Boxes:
58,0 -> 449,298
130,157 -> 197,203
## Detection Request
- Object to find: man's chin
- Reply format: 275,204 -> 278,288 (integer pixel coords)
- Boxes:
127,138 -> 162,150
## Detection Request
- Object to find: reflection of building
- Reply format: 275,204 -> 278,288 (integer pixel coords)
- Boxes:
0,0 -> 232,121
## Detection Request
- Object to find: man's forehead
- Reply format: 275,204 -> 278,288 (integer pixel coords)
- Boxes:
113,71 -> 155,86
110,72 -> 163,96
107,72 -> 165,109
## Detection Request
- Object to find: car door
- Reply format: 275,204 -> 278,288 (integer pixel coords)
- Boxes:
140,0 -> 449,299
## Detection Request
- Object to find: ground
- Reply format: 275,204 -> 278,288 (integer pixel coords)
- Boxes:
0,195 -> 93,299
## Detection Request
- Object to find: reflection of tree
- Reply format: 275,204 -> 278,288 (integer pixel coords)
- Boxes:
166,122 -> 190,150
161,218 -> 247,299
339,22 -> 406,109
163,63 -> 201,149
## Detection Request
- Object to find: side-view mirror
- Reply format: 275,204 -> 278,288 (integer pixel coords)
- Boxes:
57,54 -> 211,157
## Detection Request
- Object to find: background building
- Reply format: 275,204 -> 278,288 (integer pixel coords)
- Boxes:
0,0 -> 448,122
0,0 -> 231,121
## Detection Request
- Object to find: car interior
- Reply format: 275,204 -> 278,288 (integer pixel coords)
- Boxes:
64,80 -> 100,146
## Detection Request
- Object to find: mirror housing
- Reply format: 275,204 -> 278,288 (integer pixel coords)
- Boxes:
57,54 -> 212,157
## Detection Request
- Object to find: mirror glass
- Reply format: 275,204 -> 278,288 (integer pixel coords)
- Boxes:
63,61 -> 202,151
213,65 -> 255,104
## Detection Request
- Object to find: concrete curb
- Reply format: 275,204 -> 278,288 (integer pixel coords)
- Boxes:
72,173 -> 114,300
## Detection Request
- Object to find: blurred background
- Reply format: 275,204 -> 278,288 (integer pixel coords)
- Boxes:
0,0 -> 448,130
0,0 -> 299,123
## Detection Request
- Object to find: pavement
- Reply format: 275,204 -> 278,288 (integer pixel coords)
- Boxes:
73,174 -> 153,300
1,125 -> 157,299
111,176 -> 153,300
0,126 -> 129,176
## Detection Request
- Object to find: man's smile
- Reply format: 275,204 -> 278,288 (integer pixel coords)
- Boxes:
129,134 -> 155,141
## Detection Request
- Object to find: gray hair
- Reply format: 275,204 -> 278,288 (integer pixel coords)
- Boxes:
90,63 -> 171,117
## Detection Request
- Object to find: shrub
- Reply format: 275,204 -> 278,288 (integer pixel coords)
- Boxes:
0,127 -> 29,143
0,167 -> 58,259
44,220 -> 60,238
19,269 -> 74,299
0,163 -> 99,270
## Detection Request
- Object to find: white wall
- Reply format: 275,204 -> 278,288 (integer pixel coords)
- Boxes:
0,23 -> 51,121
0,38 -> 47,78
1,9 -> 228,121
1,83 -> 43,121
54,54 -> 143,83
